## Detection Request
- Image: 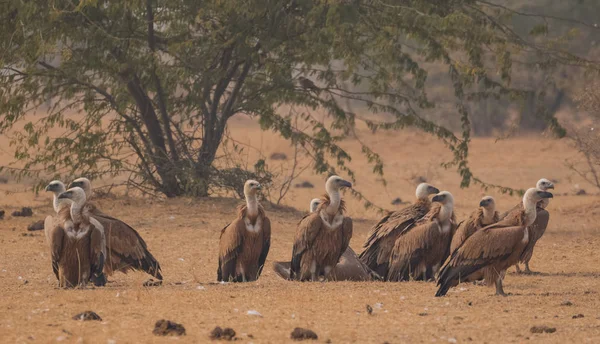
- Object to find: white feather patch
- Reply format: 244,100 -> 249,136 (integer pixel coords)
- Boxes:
318,210 -> 344,231
244,216 -> 263,233
522,227 -> 529,244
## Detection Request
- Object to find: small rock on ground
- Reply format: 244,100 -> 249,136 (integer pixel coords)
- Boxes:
209,326 -> 236,341
12,207 -> 33,217
27,220 -> 45,231
153,319 -> 186,336
291,327 -> 318,341
72,311 -> 102,321
530,325 -> 556,334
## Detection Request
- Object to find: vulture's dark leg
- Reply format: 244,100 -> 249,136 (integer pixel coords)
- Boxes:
515,264 -> 523,274
495,278 -> 507,297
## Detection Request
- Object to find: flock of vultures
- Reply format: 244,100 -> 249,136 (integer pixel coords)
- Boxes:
43,175 -> 555,297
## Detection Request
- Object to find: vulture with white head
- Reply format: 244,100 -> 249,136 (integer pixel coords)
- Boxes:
386,191 -> 456,282
46,187 -> 106,288
290,175 -> 353,281
68,177 -> 163,281
218,180 -> 271,282
44,180 -> 72,245
436,188 -> 554,297
45,180 -> 68,214
449,196 -> 499,254
359,183 -> 440,278
272,197 -> 376,281
500,178 -> 554,274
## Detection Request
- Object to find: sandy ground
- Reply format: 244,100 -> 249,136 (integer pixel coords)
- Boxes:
1,120 -> 600,343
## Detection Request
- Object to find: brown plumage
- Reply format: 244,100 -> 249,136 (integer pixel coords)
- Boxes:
69,177 -> 162,281
273,246 -> 377,281
500,203 -> 550,274
359,183 -> 439,279
218,180 -> 271,282
290,176 -> 353,281
46,188 -> 106,288
82,203 -> 163,280
436,188 -> 553,296
386,191 -> 455,282
450,205 -> 499,254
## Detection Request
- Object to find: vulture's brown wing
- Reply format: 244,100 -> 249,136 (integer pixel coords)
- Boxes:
449,209 -> 481,254
45,216 -> 64,281
387,221 -> 440,281
436,226 -> 526,296
89,219 -> 106,286
290,213 -> 322,279
520,209 -> 549,263
499,202 -> 521,221
339,217 -> 353,261
217,219 -> 244,282
359,206 -> 419,274
87,205 -> 162,280
256,217 -> 271,278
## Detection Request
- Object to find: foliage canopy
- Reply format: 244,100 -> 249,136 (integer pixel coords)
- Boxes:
1,0 -> 598,202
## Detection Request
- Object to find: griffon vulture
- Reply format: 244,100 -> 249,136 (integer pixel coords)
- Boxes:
386,191 -> 456,282
449,196 -> 499,254
436,188 -> 554,297
68,177 -> 163,281
45,187 -> 106,288
218,180 -> 271,282
359,183 -> 440,278
501,178 -> 554,274
45,180 -> 73,245
272,198 -> 376,281
290,175 -> 353,281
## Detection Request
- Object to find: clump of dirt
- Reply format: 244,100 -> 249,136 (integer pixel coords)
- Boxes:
572,314 -> 584,319
153,319 -> 186,336
530,325 -> 556,334
143,279 -> 162,287
72,311 -> 102,321
209,326 -> 236,341
0,210 -> 5,220
366,304 -> 373,315
291,327 -> 318,341
560,300 -> 573,306
12,207 -> 33,217
27,220 -> 44,231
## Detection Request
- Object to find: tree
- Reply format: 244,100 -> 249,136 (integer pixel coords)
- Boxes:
0,0 -> 597,200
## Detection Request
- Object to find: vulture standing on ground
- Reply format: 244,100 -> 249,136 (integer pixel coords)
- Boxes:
290,175 -> 353,281
386,191 -> 456,282
45,180 -> 72,244
450,196 -> 499,254
45,187 -> 106,288
436,188 -> 554,297
68,177 -> 163,282
359,183 -> 440,279
501,178 -> 554,274
272,197 -> 375,281
218,180 -> 271,282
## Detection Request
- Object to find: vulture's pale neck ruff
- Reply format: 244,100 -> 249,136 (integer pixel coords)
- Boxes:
438,200 -> 454,233
67,194 -> 91,240
522,189 -> 540,226
243,191 -> 263,233
319,179 -> 345,230
481,205 -> 496,224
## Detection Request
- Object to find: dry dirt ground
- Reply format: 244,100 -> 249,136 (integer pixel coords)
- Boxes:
1,120 -> 600,343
